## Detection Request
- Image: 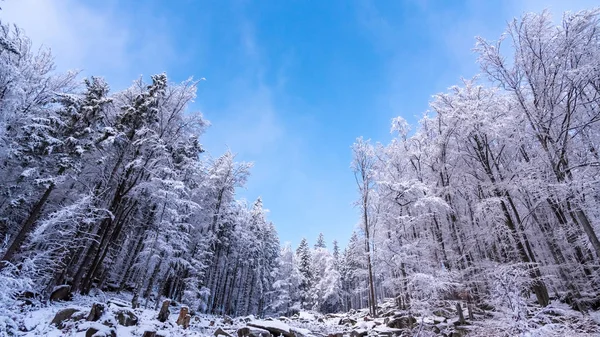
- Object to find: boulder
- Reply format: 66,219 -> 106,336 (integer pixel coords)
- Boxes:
373,327 -> 403,337
338,317 -> 357,326
327,333 -> 344,337
85,326 -> 116,337
386,316 -> 416,329
433,308 -> 453,318
142,331 -> 167,337
223,315 -> 234,325
291,327 -> 311,337
247,327 -> 271,337
157,299 -> 170,322
51,308 -> 82,329
248,321 -> 293,337
17,291 -> 40,306
215,327 -> 233,337
115,308 -> 138,326
237,327 -> 272,337
350,329 -> 368,337
50,285 -> 72,302
87,303 -> 106,321
449,327 -> 470,337
107,298 -> 130,308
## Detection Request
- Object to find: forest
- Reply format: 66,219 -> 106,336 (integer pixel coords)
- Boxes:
1,6 -> 600,337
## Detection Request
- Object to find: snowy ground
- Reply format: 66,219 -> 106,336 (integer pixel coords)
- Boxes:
3,292 -> 600,336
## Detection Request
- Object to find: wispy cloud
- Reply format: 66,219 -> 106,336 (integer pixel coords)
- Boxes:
2,0 -> 175,89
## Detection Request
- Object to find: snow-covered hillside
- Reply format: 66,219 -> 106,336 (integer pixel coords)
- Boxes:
3,291 -> 599,337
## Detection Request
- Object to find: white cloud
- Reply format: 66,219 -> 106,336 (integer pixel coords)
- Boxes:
1,0 -> 174,89
207,82 -> 284,157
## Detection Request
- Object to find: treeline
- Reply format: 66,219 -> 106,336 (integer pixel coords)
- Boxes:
0,20 -> 279,316
344,8 -> 600,323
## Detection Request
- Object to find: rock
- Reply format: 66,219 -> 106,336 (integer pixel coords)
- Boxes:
17,291 -> 40,306
386,316 -> 416,329
223,315 -> 234,325
115,308 -> 138,326
51,308 -> 81,329
338,317 -> 357,325
327,333 -> 344,337
237,327 -> 249,337
85,326 -> 116,337
248,327 -> 271,337
210,321 -> 216,326
102,283 -> 120,292
350,329 -> 368,337
50,285 -> 72,302
433,308 -> 453,318
477,303 -> 494,311
248,321 -> 293,337
87,302 -> 106,321
318,317 -> 324,323
449,327 -> 470,337
215,327 -> 233,337
142,332 -> 157,337
238,327 -> 271,337
381,310 -> 396,318
107,299 -> 130,308
157,299 -> 170,322
176,306 -> 189,326
291,327 -> 312,337
373,327 -> 403,337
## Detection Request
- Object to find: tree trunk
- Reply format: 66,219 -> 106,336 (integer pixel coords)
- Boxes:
0,183 -> 55,267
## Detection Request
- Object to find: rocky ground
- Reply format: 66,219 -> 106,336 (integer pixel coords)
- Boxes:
4,289 -> 600,336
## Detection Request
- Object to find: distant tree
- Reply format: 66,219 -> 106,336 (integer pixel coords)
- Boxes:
315,233 -> 326,249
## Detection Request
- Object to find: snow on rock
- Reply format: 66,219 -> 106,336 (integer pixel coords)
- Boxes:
248,319 -> 295,337
298,312 -> 315,321
4,294 -> 600,337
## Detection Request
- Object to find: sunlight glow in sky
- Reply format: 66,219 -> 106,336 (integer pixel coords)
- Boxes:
3,0 -> 596,248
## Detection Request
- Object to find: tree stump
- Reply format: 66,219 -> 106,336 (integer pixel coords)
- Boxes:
467,302 -> 474,320
157,299 -> 170,322
455,302 -> 466,325
131,292 -> 140,309
176,306 -> 189,326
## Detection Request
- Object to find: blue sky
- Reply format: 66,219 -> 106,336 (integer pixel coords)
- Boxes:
3,0 -> 597,249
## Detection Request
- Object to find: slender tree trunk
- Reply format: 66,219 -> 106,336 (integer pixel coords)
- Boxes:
1,183 -> 55,267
